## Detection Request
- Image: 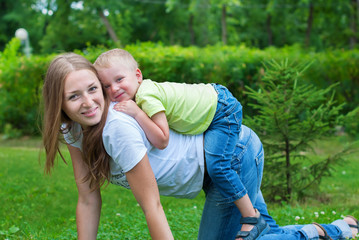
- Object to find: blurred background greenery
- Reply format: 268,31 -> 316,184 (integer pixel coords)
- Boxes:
2,0 -> 359,53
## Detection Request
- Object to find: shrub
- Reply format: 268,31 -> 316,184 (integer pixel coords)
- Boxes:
244,59 -> 358,202
0,42 -> 358,136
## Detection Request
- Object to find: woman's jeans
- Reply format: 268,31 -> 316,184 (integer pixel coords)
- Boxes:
255,191 -> 352,240
204,84 -> 244,202
198,125 -> 264,240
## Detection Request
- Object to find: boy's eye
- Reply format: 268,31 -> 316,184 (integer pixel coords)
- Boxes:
116,77 -> 123,82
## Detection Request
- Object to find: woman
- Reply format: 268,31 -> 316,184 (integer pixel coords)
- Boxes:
42,53 -> 356,240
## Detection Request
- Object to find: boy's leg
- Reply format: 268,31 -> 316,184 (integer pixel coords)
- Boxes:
199,126 -> 263,239
204,84 -> 244,203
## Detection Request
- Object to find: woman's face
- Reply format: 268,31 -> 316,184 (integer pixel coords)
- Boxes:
62,69 -> 105,128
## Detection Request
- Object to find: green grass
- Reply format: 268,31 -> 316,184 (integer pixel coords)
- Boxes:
0,136 -> 358,239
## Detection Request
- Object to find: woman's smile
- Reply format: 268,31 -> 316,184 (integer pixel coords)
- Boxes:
62,69 -> 105,128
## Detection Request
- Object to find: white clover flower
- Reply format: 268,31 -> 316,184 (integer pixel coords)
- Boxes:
342,171 -> 346,175
116,213 -> 121,216
301,217 -> 305,220
295,216 -> 300,221
193,206 -> 197,209
320,211 -> 325,215
332,211 -> 336,215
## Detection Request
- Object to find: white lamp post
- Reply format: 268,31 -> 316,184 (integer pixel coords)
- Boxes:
15,28 -> 32,57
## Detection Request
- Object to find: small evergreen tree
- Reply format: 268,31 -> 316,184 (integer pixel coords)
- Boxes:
245,59 -> 357,202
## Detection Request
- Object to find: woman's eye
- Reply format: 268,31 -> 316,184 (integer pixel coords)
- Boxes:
69,94 -> 78,100
89,86 -> 98,92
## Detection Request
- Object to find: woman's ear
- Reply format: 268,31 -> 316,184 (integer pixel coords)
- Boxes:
136,68 -> 143,83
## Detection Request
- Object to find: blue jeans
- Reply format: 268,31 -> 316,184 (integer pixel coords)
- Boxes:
255,191 -> 352,240
198,125 -> 264,240
204,84 -> 244,202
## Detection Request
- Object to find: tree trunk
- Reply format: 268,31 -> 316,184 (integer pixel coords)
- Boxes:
285,138 -> 292,201
221,4 -> 227,45
266,14 -> 273,46
305,2 -> 314,48
98,9 -> 119,44
350,0 -> 357,49
189,14 -> 195,45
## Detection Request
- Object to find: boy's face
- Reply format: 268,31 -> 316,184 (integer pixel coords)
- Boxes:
97,62 -> 142,102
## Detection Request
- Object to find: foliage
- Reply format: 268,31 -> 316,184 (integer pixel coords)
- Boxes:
2,0 -> 359,53
244,59 -> 358,202
0,38 -> 53,135
1,43 -> 359,136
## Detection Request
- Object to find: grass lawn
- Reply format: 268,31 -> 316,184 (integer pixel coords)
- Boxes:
0,135 -> 358,239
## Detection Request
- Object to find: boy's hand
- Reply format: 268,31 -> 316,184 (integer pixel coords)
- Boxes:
114,100 -> 141,118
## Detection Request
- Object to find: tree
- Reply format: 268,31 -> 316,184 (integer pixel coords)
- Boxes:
244,59 -> 356,202
305,1 -> 314,48
0,0 -> 46,53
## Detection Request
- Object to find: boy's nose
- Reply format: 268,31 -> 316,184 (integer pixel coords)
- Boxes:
110,85 -> 118,93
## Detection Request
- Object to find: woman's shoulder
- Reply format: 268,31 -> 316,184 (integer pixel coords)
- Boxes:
62,122 -> 82,149
104,103 -> 149,141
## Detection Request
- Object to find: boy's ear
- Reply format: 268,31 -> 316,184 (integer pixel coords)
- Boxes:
136,68 -> 143,83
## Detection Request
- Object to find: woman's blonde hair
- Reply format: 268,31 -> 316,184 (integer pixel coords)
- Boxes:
42,53 -> 110,189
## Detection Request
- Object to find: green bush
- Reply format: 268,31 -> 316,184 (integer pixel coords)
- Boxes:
0,39 -> 53,135
0,41 -> 358,136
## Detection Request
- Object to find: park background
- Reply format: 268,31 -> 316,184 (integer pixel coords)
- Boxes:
1,0 -> 359,239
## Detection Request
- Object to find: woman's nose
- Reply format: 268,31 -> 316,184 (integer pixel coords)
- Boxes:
82,94 -> 93,107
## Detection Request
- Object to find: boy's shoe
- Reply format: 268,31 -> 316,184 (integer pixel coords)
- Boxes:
312,222 -> 333,240
235,209 -> 270,240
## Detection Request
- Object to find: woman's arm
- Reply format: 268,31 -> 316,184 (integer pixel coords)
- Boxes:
126,154 -> 173,240
114,100 -> 169,149
67,144 -> 102,240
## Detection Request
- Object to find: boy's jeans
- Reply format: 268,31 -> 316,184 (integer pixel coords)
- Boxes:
199,125 -> 264,240
204,84 -> 245,202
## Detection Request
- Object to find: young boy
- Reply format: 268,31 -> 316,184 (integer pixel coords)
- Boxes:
94,48 -> 269,239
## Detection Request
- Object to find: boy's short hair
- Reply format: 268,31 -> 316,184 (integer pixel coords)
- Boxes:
94,48 -> 139,72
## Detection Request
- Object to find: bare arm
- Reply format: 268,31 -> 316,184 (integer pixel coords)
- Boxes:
114,100 -> 169,149
126,154 -> 173,240
67,144 -> 101,240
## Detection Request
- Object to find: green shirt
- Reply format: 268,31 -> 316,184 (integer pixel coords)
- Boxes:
136,79 -> 218,135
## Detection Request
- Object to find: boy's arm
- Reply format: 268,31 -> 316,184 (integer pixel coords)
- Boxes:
114,100 -> 169,149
